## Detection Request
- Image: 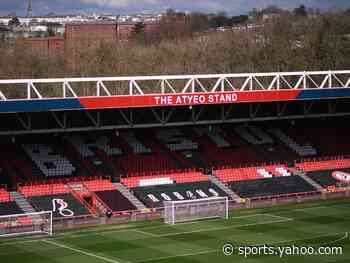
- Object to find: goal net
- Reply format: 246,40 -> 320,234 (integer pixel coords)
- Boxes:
163,197 -> 228,224
0,211 -> 53,238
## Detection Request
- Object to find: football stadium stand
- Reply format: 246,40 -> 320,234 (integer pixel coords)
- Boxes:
0,70 -> 349,236
132,181 -> 228,208
0,188 -> 11,202
0,188 -> 23,216
82,179 -> 137,213
229,175 -> 317,198
296,157 -> 350,188
27,193 -> 91,218
19,183 -> 70,197
0,120 -> 350,218
83,179 -> 116,192
22,144 -> 76,178
0,201 -> 23,216
94,190 -> 137,213
121,169 -> 207,188
212,164 -> 316,198
213,164 -> 292,183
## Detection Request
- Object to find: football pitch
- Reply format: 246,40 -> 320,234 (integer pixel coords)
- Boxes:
1,198 -> 349,263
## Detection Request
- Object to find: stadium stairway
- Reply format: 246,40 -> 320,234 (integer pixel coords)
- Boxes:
10,191 -> 36,214
113,183 -> 146,210
288,167 -> 325,192
206,174 -> 241,201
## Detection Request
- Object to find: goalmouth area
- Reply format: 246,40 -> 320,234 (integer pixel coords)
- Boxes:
0,198 -> 349,263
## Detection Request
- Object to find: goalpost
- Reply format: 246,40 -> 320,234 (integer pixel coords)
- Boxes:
163,196 -> 229,224
0,211 -> 53,238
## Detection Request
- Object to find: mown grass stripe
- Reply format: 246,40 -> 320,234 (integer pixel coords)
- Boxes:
43,239 -> 123,263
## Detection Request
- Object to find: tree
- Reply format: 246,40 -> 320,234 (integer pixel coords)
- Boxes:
185,12 -> 209,35
132,22 -> 146,43
249,8 -> 262,21
47,27 -> 55,37
263,5 -> 284,14
208,14 -> 231,28
134,22 -> 145,35
230,15 -> 249,25
159,9 -> 187,41
294,5 -> 307,16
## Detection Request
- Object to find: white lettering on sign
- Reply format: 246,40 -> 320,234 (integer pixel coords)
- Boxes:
186,191 -> 195,199
147,194 -> 159,203
208,188 -> 219,197
173,192 -> 185,200
154,93 -> 238,106
196,189 -> 209,198
155,96 -> 173,105
161,193 -> 172,201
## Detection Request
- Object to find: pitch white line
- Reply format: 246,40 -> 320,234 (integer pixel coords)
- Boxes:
312,232 -> 348,246
132,229 -> 159,237
2,204 -> 348,246
155,218 -> 294,237
0,215 -> 293,245
132,249 -> 218,263
43,239 -> 122,263
132,232 -> 348,263
261,213 -> 293,221
137,213 -> 276,231
294,206 -> 328,212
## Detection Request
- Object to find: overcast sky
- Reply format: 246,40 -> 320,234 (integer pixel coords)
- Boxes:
1,0 -> 350,16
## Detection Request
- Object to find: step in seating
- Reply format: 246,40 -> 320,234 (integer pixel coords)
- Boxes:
28,193 -> 91,218
305,170 -> 340,188
121,170 -> 208,188
132,181 -> 228,208
156,129 -> 198,151
234,125 -> 274,145
22,144 -> 76,178
194,127 -> 230,148
213,165 -> 291,183
0,201 -> 23,216
229,176 -> 316,198
269,129 -> 317,157
94,190 -> 137,213
121,132 -> 151,154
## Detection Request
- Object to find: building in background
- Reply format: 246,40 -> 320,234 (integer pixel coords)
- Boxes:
27,0 -> 33,18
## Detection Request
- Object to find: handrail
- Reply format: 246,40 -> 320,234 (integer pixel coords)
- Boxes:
70,189 -> 99,216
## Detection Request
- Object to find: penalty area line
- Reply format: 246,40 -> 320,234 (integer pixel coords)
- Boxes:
132,229 -> 160,237
154,218 -> 294,237
131,249 -> 218,263
42,239 -> 123,263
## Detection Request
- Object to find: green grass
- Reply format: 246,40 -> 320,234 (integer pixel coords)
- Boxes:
1,198 -> 350,263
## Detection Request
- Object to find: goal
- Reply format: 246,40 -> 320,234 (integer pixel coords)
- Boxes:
163,197 -> 229,224
0,211 -> 53,238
